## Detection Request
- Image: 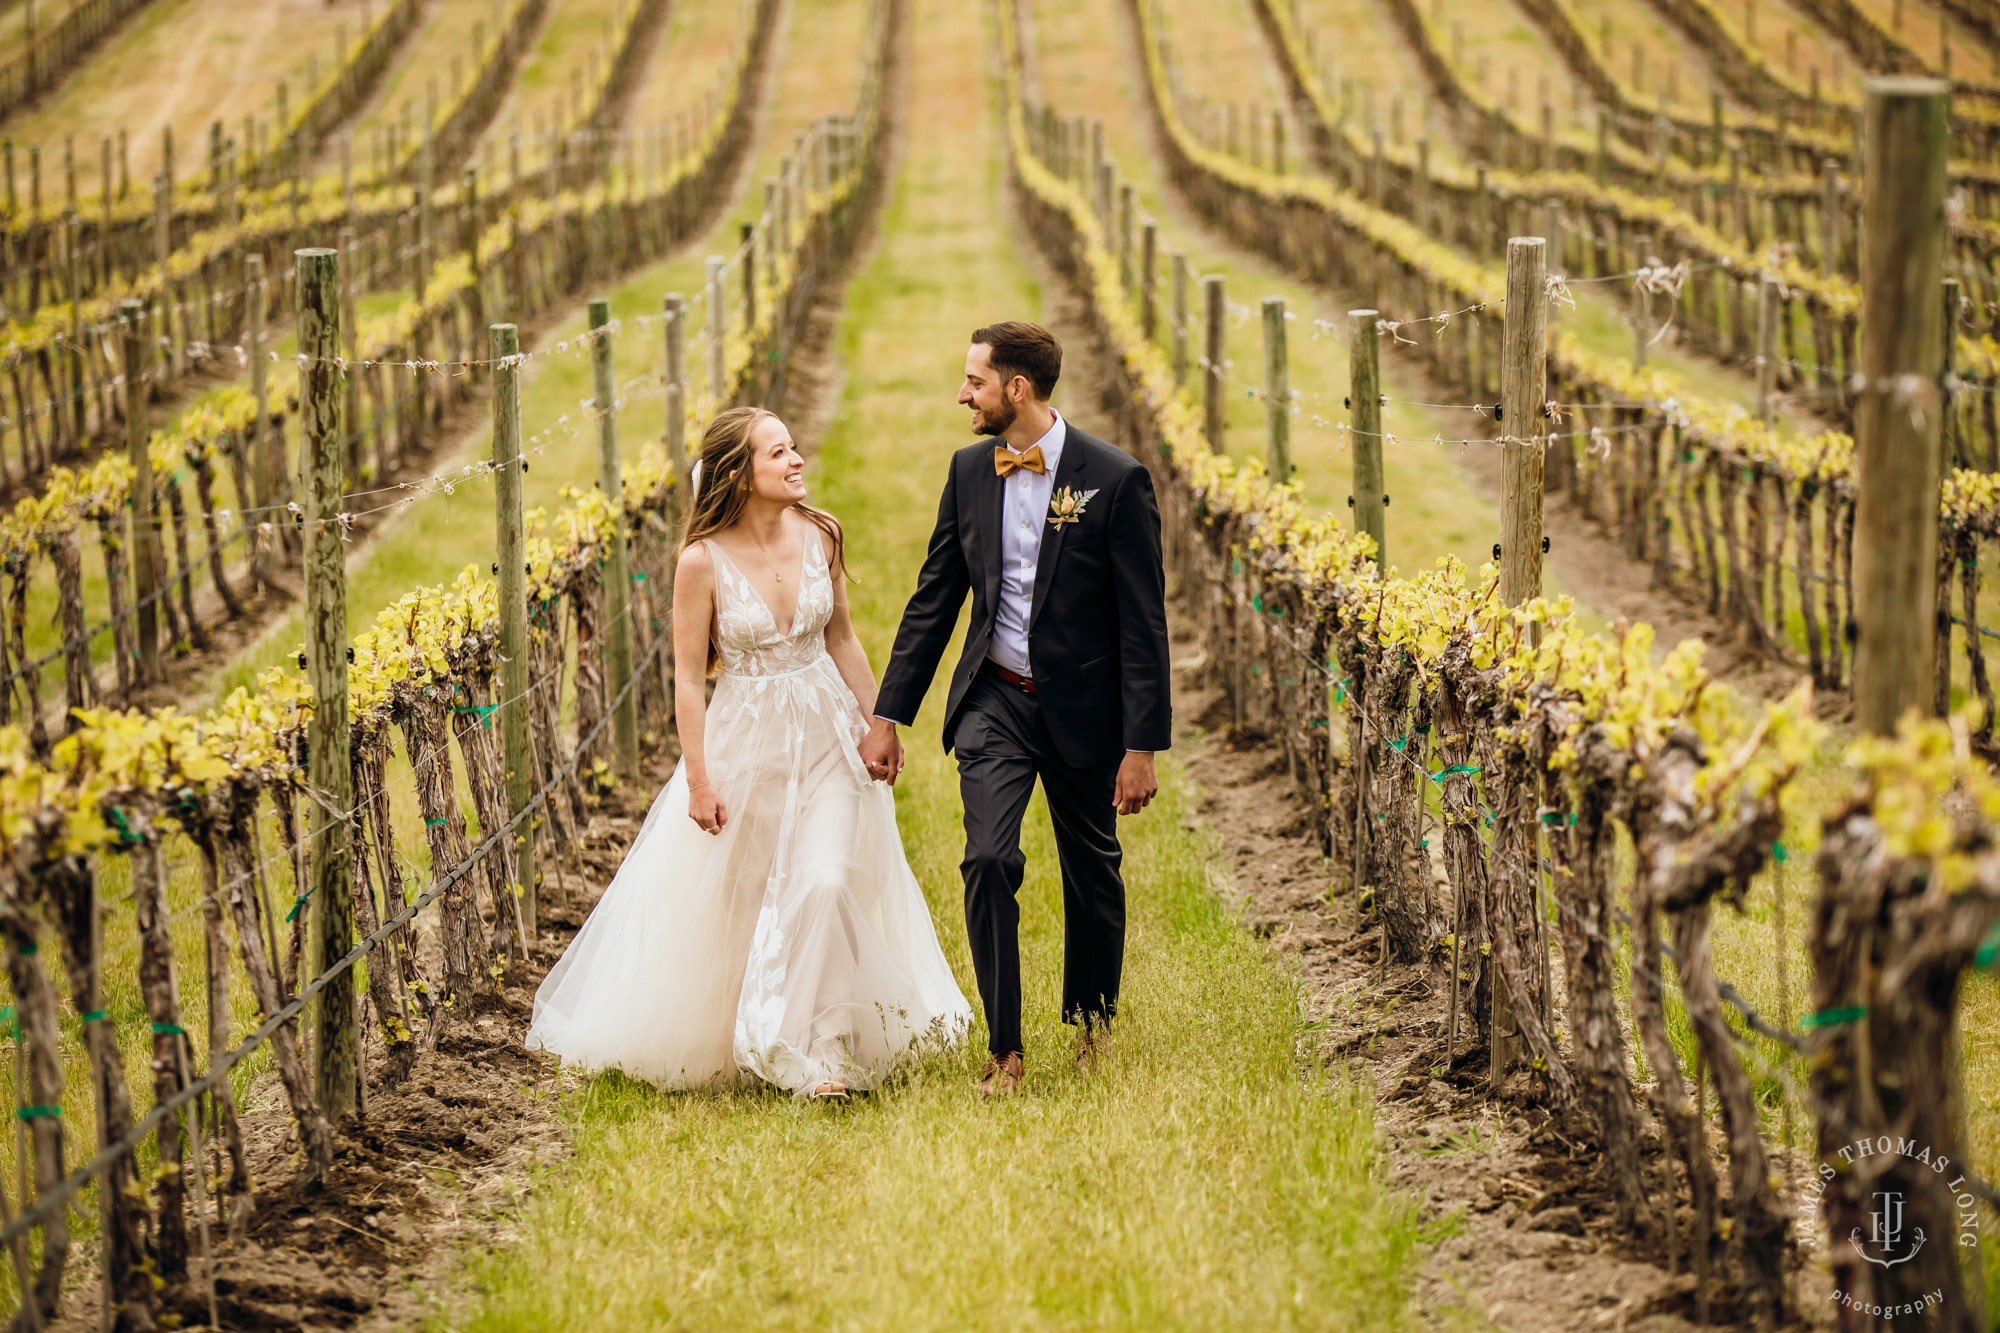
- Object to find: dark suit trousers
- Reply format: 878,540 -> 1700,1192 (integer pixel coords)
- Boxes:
955,669 -> 1125,1057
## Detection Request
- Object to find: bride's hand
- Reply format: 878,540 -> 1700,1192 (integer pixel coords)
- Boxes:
689,781 -> 728,834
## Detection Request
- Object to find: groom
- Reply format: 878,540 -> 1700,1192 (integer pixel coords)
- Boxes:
859,320 -> 1172,1098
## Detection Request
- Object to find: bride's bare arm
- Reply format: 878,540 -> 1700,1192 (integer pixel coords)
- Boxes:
819,530 -> 882,716
672,544 -> 727,832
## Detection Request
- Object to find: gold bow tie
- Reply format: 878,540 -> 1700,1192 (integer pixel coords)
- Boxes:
993,444 -> 1047,478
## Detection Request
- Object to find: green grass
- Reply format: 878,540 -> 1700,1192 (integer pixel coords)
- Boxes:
442,0 -> 1422,1325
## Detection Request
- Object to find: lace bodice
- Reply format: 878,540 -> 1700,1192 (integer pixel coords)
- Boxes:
705,521 -> 835,677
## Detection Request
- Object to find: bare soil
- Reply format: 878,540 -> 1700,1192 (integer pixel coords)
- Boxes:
49,745 -> 663,1332
1164,640 -> 1841,1332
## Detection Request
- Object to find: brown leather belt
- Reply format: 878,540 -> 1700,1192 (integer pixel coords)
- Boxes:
989,663 -> 1037,695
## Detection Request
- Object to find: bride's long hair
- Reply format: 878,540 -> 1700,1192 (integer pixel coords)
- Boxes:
681,406 -> 848,672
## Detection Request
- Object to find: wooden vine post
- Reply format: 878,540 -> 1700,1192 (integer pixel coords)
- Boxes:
1853,79 -> 1948,737
1348,310 -> 1385,571
706,256 -> 727,408
492,321 -> 537,942
1494,235 -> 1547,1089
1171,252 -> 1189,386
664,293 -> 688,487
590,299 -> 641,782
1203,273 -> 1225,452
1756,273 -> 1778,428
1943,277 -> 1961,472
121,299 -> 161,686
1141,220 -> 1158,342
297,247 -> 358,1122
247,252 -> 277,578
662,292 -> 688,715
1263,297 -> 1290,482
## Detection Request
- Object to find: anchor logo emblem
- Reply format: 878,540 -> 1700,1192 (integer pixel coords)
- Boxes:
1851,1191 -> 1927,1269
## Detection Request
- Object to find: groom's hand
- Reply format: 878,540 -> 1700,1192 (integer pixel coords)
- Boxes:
1114,752 -> 1158,816
859,717 -> 905,786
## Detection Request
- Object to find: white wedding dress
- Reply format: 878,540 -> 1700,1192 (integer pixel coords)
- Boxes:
526,523 -> 972,1094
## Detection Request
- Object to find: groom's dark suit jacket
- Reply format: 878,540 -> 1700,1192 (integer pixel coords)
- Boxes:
875,424 -> 1172,769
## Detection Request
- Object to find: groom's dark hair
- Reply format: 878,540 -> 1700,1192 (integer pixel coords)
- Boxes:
972,321 -> 1062,401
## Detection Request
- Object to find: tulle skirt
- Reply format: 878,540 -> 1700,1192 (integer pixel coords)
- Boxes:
525,654 -> 973,1094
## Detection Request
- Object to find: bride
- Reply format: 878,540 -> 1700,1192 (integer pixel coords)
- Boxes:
526,406 -> 972,1098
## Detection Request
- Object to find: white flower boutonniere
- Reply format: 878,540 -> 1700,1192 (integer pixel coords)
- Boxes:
1048,486 -> 1099,528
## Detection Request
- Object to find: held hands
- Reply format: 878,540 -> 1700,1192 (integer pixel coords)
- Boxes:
1114,751 -> 1158,816
688,780 -> 728,835
857,717 -> 907,786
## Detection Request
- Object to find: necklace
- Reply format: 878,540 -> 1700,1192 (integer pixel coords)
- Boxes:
743,519 -> 789,585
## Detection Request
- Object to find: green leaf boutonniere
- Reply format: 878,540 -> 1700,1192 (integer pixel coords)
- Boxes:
1048,486 -> 1099,528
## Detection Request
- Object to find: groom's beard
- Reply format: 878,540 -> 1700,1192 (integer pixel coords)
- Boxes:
973,397 -> 1017,437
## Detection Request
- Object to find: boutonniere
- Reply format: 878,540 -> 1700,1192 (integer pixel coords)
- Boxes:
1048,486 -> 1099,528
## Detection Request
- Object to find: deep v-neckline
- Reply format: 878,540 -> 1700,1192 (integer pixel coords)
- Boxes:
713,518 -> 813,636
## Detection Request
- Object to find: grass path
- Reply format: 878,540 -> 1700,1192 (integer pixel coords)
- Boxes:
2,0 -> 360,193
622,0 -> 745,130
469,0 -> 627,161
443,1 -> 1421,1326
333,0 -> 515,171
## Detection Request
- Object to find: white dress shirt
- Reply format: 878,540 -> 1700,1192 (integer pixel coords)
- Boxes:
988,411 -> 1065,677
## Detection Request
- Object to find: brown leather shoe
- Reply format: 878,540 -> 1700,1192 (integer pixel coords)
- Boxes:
975,1051 -> 1024,1098
1076,1028 -> 1110,1077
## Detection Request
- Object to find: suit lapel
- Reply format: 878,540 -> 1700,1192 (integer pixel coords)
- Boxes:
979,449 -> 1004,614
1029,440 -> 1088,634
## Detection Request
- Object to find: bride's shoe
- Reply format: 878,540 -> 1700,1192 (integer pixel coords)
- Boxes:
810,1081 -> 849,1100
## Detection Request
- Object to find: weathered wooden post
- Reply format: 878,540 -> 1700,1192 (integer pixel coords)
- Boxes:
740,223 -> 756,331
121,300 -> 161,686
1263,297 -> 1290,482
1118,181 -> 1134,293
664,293 -> 688,486
1474,165 -> 1491,262
1633,229 -> 1651,367
1141,220 -> 1158,342
1595,107 -> 1609,186
247,252 -> 281,574
492,321 -> 537,942
1756,272 -> 1779,427
1415,136 -> 1431,233
1349,310 -> 1385,570
1938,276 -> 1963,473
1203,273 -> 1226,452
62,212 -> 82,445
1821,158 -> 1840,276
706,256 -> 727,407
1730,147 -> 1749,244
1494,236 -> 1547,1089
340,226 -> 361,480
590,299 -> 642,782
1853,79 -> 1948,737
1172,252 -> 1190,386
297,247 -> 357,1121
